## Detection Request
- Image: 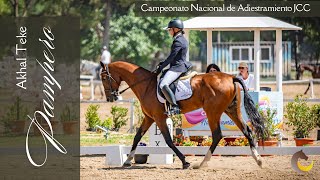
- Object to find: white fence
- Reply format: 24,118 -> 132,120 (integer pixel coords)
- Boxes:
80,146 -> 320,166
261,79 -> 320,99
80,75 -> 102,100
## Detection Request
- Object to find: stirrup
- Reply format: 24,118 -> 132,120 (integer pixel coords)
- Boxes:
165,103 -> 180,116
170,106 -> 180,115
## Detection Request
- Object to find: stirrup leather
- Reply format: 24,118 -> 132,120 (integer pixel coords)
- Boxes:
161,85 -> 181,116
165,102 -> 181,116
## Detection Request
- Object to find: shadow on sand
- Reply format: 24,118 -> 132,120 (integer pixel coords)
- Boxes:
101,165 -> 157,170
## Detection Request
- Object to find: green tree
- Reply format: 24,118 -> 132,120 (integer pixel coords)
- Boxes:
109,6 -> 172,67
0,0 -> 12,15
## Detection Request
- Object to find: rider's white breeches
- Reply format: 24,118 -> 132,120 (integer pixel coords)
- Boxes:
159,70 -> 183,89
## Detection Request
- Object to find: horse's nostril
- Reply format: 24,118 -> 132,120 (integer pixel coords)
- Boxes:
106,97 -> 110,102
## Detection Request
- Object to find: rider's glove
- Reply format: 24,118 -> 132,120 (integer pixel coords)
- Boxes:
155,66 -> 162,75
154,61 -> 164,74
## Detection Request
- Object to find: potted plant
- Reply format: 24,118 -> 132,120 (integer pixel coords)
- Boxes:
285,95 -> 317,146
173,134 -> 183,146
229,137 -> 249,146
31,100 -> 61,136
171,114 -> 183,136
310,104 -> 320,140
223,136 -> 238,145
182,137 -> 198,146
258,107 -> 278,146
60,105 -> 78,134
1,97 -> 29,134
200,137 -> 226,147
134,142 -> 148,164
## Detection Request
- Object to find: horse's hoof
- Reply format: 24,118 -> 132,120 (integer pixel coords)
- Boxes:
122,163 -> 132,168
183,162 -> 191,169
201,162 -> 208,167
192,163 -> 200,169
193,162 -> 207,169
254,155 -> 263,168
257,158 -> 263,168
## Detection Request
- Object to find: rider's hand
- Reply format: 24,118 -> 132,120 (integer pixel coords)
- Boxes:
158,61 -> 164,68
155,66 -> 161,74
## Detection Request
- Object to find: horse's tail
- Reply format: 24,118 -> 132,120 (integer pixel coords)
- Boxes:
233,77 -> 267,143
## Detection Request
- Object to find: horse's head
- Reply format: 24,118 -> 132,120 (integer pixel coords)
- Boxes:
100,62 -> 121,102
296,150 -> 308,161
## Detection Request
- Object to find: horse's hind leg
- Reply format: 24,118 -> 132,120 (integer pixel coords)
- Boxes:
123,116 -> 153,167
225,97 -> 262,167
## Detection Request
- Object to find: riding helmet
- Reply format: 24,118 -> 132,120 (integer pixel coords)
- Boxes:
167,19 -> 184,29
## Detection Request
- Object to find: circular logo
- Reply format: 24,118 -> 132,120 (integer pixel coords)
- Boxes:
291,150 -> 314,173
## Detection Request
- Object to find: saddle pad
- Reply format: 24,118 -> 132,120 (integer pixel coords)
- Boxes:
157,78 -> 193,104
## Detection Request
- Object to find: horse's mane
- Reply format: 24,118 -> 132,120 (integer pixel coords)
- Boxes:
110,61 -> 155,77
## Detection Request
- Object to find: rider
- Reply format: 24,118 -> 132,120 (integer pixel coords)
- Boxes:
156,19 -> 192,115
96,46 -> 111,79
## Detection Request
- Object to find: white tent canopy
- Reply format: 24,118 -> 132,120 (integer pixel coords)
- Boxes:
183,17 -> 302,92
184,17 -> 302,30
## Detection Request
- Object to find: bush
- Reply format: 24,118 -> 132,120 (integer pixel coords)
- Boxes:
134,100 -> 144,128
258,107 -> 277,141
285,95 -> 316,138
310,104 -> 320,128
100,117 -> 113,130
85,104 -> 101,131
111,106 -> 128,131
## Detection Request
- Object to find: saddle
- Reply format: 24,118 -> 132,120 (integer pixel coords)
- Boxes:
157,69 -> 197,103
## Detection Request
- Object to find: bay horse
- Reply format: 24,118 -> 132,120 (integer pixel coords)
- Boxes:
100,61 -> 266,169
296,64 -> 320,94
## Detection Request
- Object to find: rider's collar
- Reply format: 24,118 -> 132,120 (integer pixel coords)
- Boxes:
173,32 -> 182,39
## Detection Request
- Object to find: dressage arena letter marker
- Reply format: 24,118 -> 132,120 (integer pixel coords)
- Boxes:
149,118 -> 173,164
155,126 -> 162,135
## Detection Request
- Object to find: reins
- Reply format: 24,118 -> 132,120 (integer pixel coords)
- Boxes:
118,75 -> 155,94
101,67 -> 157,95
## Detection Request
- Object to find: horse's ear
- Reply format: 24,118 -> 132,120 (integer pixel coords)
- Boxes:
100,61 -> 106,71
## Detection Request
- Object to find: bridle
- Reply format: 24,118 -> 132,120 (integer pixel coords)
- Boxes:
101,66 -> 119,101
101,65 -> 157,102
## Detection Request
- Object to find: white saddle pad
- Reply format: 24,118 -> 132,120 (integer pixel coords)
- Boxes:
157,78 -> 193,104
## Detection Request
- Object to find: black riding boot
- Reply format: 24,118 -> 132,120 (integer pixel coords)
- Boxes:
161,85 -> 180,115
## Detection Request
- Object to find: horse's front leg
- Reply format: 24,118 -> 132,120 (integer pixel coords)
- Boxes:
123,116 -> 153,167
156,118 -> 190,169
